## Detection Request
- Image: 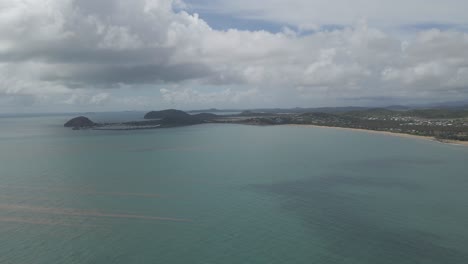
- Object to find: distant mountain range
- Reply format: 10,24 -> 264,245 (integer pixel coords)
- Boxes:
188,101 -> 468,115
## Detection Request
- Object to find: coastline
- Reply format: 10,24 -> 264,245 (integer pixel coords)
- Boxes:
286,124 -> 468,147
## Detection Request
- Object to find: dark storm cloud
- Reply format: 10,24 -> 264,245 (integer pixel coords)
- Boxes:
0,47 -> 173,65
66,49 -> 170,65
42,63 -> 212,85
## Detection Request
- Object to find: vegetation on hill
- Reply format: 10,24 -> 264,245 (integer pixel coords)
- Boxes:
64,116 -> 95,128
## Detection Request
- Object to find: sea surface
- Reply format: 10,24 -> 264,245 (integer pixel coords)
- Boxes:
1,113 -> 468,264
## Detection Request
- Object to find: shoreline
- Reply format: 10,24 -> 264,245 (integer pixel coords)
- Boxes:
286,124 -> 468,147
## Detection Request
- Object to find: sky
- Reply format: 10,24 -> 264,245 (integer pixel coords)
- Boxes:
1,0 -> 468,113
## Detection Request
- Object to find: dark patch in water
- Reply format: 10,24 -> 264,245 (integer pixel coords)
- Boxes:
316,174 -> 421,191
342,157 -> 444,169
128,146 -> 208,153
250,175 -> 468,263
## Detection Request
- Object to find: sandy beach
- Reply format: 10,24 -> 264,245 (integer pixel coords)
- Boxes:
287,124 -> 468,147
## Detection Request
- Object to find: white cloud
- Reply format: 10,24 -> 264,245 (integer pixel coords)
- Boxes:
0,0 -> 468,111
160,87 -> 260,105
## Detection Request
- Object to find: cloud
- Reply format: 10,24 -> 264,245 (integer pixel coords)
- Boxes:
187,0 -> 468,29
0,0 -> 468,111
160,87 -> 260,105
63,92 -> 110,105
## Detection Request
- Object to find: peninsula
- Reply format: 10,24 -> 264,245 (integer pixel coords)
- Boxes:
65,106 -> 468,144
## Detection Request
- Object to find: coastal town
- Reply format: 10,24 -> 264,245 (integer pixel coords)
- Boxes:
230,108 -> 468,142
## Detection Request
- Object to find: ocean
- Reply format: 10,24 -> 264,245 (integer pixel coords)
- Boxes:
1,113 -> 468,263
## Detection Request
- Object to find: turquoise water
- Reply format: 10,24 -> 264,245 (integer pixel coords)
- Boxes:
1,114 -> 468,263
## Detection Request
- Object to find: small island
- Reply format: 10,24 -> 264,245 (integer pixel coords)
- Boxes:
65,107 -> 468,145
64,116 -> 96,129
